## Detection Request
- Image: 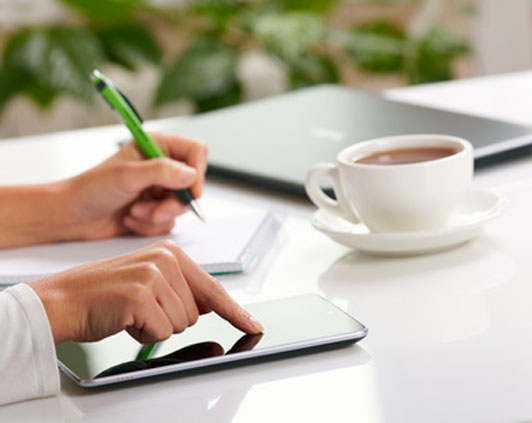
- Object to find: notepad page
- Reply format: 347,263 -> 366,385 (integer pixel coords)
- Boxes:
0,208 -> 276,284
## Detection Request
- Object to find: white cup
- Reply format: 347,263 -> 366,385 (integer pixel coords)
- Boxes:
305,134 -> 474,233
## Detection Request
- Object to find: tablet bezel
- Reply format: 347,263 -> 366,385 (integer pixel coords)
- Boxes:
57,295 -> 368,388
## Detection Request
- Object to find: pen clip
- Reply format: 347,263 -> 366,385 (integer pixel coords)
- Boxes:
117,88 -> 143,123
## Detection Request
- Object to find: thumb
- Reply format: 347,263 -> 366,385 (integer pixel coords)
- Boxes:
122,158 -> 197,192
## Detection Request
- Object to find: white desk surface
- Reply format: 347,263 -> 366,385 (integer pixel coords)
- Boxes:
3,72 -> 532,422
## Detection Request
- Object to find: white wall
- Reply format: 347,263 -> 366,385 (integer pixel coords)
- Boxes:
0,0 -> 66,27
470,0 -> 532,75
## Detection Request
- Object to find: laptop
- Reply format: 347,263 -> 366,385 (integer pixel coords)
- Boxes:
169,84 -> 532,195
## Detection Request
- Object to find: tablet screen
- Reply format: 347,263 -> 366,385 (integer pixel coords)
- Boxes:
57,295 -> 367,383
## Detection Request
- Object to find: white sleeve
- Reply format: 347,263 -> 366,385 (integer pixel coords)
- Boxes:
0,284 -> 60,405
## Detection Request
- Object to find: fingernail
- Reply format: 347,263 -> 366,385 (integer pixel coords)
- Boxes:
153,211 -> 172,223
249,315 -> 264,333
178,165 -> 197,184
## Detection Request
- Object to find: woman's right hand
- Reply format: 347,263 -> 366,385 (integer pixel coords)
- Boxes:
29,241 -> 263,345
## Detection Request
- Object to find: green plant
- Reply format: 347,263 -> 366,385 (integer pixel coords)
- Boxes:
0,0 -> 470,115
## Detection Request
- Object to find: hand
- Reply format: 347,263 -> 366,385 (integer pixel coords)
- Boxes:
0,132 -> 207,249
62,132 -> 208,240
29,241 -> 263,345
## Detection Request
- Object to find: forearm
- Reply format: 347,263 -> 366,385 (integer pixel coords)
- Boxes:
0,181 -> 75,249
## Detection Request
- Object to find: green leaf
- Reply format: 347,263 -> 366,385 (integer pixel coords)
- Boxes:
0,65 -> 57,110
155,38 -> 241,109
60,0 -> 146,22
4,27 -> 104,101
275,0 -> 338,13
418,26 -> 469,58
289,54 -> 339,88
23,79 -> 57,107
97,23 -> 161,70
338,21 -> 406,73
189,0 -> 241,18
407,26 -> 469,84
351,0 -> 410,4
251,12 -> 325,62
356,20 -> 405,39
195,79 -> 241,113
0,66 -> 29,111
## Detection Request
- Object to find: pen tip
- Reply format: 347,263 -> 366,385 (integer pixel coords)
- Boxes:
189,200 -> 206,223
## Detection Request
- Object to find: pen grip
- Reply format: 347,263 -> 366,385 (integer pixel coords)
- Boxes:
174,189 -> 194,206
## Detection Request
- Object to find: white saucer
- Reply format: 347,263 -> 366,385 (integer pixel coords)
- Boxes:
311,188 -> 507,256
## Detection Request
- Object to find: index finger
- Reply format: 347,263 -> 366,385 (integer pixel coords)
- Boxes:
173,246 -> 263,335
202,277 -> 264,335
150,132 -> 208,199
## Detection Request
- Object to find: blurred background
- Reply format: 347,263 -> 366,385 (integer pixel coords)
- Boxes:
0,0 -> 530,139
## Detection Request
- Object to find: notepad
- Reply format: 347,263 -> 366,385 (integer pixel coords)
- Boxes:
0,208 -> 283,285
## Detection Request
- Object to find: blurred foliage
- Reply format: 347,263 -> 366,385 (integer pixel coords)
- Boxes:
0,0 -> 470,114
61,0 -> 147,22
0,26 -> 104,108
341,20 -> 406,72
407,27 -> 469,84
334,19 -> 469,83
96,23 -> 162,70
155,38 -> 241,112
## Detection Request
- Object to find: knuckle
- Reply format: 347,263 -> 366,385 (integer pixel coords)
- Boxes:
128,283 -> 149,303
151,244 -> 179,266
150,157 -> 167,168
151,157 -> 172,180
158,240 -> 183,258
155,239 -> 177,252
135,262 -> 161,283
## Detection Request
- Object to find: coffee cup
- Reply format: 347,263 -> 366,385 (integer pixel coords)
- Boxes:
305,134 -> 473,233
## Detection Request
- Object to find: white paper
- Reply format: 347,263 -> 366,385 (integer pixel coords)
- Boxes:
0,206 -> 279,284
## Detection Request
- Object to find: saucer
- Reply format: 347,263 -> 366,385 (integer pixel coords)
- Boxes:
311,188 -> 507,256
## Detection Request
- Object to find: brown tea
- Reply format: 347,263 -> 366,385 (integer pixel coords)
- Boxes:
355,146 -> 457,165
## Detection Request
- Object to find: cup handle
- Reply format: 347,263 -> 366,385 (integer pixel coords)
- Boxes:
305,163 -> 360,223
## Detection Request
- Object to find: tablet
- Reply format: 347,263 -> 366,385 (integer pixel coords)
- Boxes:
57,294 -> 367,388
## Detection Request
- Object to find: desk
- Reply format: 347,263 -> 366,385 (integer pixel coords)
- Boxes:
2,72 -> 532,422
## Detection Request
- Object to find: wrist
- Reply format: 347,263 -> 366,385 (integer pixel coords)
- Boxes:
0,180 -> 77,249
29,277 -> 73,345
47,176 -> 89,242
30,180 -> 83,244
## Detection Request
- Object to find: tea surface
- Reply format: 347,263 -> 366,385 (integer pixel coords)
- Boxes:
355,146 -> 457,165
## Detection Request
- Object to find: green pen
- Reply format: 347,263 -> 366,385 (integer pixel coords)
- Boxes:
136,342 -> 159,361
90,69 -> 205,222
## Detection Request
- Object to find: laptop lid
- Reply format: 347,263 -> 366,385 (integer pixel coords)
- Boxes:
168,85 -> 532,194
